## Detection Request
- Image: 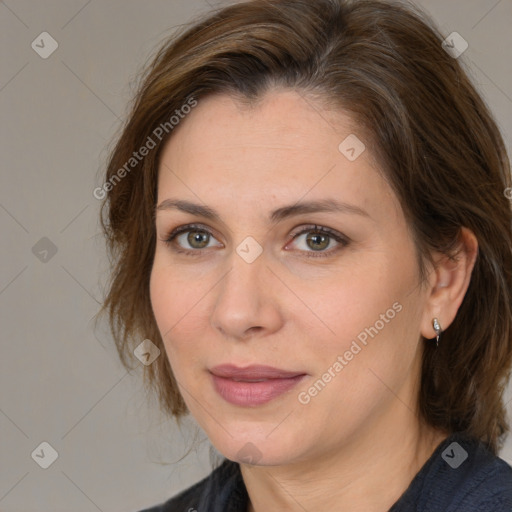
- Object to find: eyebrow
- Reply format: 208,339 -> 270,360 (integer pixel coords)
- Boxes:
155,198 -> 370,224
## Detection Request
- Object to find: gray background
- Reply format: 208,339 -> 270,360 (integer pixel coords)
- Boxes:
1,1 -> 511,511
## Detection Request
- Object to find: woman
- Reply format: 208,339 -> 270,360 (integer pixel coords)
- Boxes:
98,0 -> 512,510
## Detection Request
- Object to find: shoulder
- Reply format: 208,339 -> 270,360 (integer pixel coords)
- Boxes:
393,431 -> 512,512
136,458 -> 247,512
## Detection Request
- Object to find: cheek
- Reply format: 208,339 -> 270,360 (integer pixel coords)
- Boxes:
289,255 -> 401,348
149,264 -> 171,334
149,261 -> 211,368
297,299 -> 422,440
149,264 -> 187,357
300,254 -> 422,391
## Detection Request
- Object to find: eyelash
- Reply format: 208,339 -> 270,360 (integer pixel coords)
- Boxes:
160,223 -> 350,259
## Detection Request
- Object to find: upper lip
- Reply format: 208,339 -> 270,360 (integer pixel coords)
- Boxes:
209,364 -> 306,380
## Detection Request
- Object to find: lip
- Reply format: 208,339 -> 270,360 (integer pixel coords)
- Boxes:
209,364 -> 307,407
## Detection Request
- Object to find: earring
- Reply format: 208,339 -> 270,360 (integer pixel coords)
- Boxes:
432,318 -> 442,347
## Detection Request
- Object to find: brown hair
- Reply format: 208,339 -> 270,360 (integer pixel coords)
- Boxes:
97,0 -> 512,454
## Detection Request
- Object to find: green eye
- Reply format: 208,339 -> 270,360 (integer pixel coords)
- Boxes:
287,225 -> 348,258
185,230 -> 210,249
162,223 -> 349,258
304,232 -> 331,251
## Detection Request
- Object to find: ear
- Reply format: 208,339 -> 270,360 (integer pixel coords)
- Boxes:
420,227 -> 479,341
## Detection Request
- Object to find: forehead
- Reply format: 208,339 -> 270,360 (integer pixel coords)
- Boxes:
156,89 -> 400,224
161,89 -> 360,161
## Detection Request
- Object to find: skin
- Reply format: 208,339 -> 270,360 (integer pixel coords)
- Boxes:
150,89 -> 478,511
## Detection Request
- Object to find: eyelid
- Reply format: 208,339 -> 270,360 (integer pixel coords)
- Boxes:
286,224 -> 349,256
161,223 -> 223,254
163,222 -> 222,244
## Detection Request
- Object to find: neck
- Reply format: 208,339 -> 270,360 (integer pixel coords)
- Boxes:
242,415 -> 449,512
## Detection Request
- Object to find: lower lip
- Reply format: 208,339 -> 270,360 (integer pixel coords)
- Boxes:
211,374 -> 306,407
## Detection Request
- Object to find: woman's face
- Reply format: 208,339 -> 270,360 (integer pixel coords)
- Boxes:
150,89 -> 431,466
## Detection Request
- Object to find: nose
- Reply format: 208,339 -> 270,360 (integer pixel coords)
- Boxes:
210,248 -> 284,341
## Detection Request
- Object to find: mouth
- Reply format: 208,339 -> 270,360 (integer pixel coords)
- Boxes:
209,364 -> 307,407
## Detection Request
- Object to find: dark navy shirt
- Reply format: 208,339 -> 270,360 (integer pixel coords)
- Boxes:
138,431 -> 512,511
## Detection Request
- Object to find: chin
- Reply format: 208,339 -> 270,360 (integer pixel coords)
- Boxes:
205,426 -> 305,467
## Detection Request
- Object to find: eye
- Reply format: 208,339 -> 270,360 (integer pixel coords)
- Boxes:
160,223 -> 349,258
286,224 -> 349,258
161,223 -> 222,256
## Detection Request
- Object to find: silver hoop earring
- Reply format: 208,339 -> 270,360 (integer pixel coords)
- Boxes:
432,318 -> 442,347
